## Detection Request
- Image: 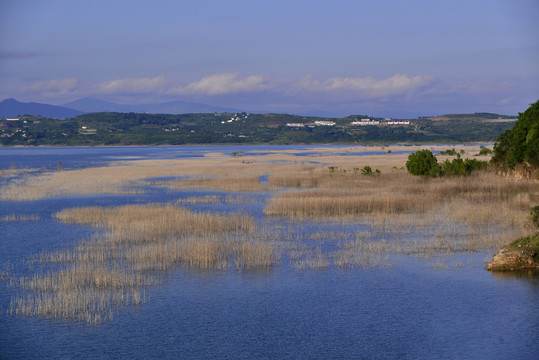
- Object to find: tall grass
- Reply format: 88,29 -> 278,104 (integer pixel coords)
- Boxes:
265,170 -> 537,252
166,176 -> 265,192
1,214 -> 40,222
9,203 -> 277,323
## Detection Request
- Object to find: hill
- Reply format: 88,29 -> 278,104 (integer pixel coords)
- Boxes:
63,98 -> 240,114
0,98 -> 83,119
0,111 -> 517,146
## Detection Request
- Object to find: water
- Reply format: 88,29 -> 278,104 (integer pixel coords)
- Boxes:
1,145 -> 537,360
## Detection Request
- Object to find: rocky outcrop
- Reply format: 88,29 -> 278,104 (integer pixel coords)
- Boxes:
485,244 -> 539,272
496,163 -> 539,181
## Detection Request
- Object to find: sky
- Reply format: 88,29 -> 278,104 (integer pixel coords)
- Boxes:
1,0 -> 538,117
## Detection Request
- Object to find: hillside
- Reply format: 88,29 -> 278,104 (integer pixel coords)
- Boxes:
0,111 -> 516,146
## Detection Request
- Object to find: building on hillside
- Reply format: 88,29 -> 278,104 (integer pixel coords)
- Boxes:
286,123 -> 305,128
314,120 -> 336,126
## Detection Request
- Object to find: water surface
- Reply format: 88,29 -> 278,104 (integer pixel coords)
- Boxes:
1,145 -> 537,360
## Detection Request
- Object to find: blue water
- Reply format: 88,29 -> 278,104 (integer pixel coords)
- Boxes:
1,145 -> 537,360
0,144 -> 428,171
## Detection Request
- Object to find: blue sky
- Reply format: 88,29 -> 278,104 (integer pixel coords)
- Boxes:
1,0 -> 538,117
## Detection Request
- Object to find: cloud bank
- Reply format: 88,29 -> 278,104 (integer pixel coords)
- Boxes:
15,72 -> 521,117
22,73 -> 436,101
25,78 -> 80,98
299,74 -> 435,97
97,76 -> 168,94
168,73 -> 269,95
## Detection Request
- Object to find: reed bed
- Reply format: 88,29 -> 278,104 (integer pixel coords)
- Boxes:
292,246 -> 329,270
8,203 -> 277,323
265,169 -> 537,253
162,175 -> 266,192
177,195 -> 222,204
175,194 -> 261,205
54,204 -> 256,241
0,145 -> 489,201
1,213 -> 40,222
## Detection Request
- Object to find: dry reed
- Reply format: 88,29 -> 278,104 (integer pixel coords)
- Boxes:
9,203 -> 277,323
1,213 -> 40,222
161,175 -> 265,192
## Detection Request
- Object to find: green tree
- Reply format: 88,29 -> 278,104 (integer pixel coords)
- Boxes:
492,100 -> 539,168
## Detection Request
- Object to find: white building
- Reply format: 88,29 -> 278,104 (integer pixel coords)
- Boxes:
286,123 -> 305,128
351,120 -> 380,126
314,120 -> 336,126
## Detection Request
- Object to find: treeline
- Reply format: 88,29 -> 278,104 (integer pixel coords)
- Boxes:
491,100 -> 539,169
405,100 -> 538,178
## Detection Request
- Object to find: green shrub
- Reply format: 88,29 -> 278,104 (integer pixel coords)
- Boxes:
439,148 -> 457,156
531,206 -> 539,228
406,150 -> 440,177
407,150 -> 488,177
360,166 -> 381,176
478,146 -> 492,156
440,157 -> 466,176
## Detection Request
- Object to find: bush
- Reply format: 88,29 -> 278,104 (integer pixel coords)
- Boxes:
406,150 -> 440,177
440,157 -> 466,176
439,157 -> 488,176
407,150 -> 488,177
360,166 -> 381,176
478,146 -> 492,156
531,206 -> 539,228
439,148 -> 458,156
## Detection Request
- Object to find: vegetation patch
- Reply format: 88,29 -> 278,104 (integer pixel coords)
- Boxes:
492,99 -> 539,171
509,233 -> 539,250
406,150 -> 488,177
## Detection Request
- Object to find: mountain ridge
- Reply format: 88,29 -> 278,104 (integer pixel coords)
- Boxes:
62,97 -> 241,114
0,98 -> 83,119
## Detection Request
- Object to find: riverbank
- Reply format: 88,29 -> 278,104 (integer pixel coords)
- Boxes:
485,234 -> 539,272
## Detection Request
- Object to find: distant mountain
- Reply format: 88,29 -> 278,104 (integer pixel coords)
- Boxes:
61,98 -> 127,113
0,98 -> 84,119
63,98 -> 241,114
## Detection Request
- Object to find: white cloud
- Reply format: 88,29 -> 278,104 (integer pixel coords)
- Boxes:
28,78 -> 79,92
25,78 -> 80,98
299,74 -> 435,97
169,73 -> 268,95
97,76 -> 168,94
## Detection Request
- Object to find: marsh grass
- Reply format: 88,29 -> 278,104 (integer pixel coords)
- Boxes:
176,194 -> 261,205
293,246 -> 329,270
9,203 -> 277,323
162,175 -> 266,192
265,170 -> 537,251
1,213 -> 40,222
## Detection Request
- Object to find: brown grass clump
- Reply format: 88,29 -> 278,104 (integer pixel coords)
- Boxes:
54,204 -> 255,242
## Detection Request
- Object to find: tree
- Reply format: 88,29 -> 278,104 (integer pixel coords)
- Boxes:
492,100 -> 539,169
